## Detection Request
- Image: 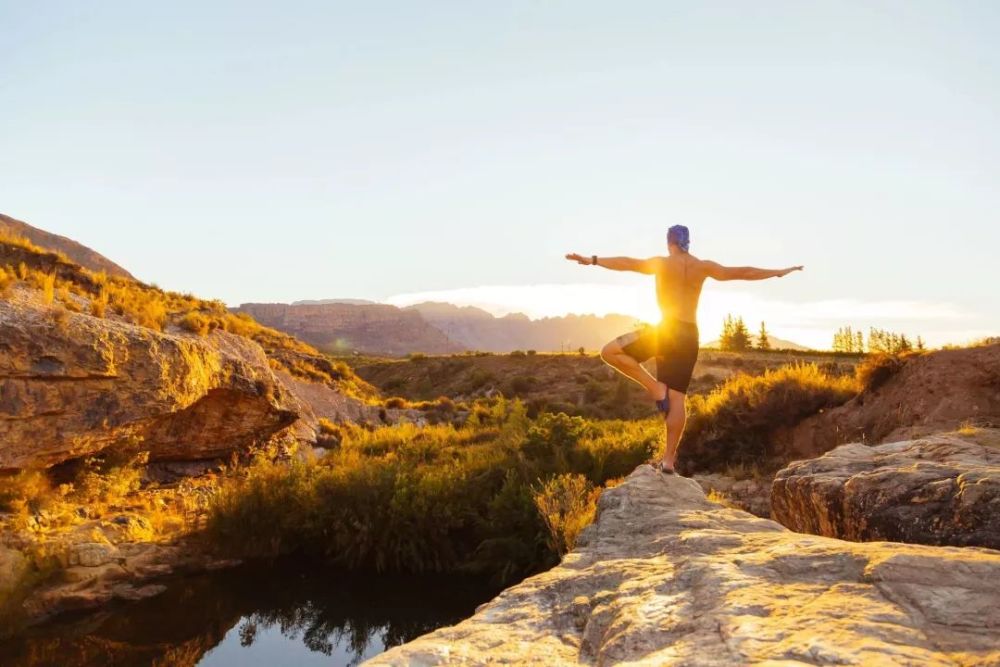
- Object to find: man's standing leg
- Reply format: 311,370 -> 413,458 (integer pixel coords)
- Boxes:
660,388 -> 686,470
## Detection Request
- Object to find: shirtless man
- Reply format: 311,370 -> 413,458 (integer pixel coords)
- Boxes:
566,225 -> 803,475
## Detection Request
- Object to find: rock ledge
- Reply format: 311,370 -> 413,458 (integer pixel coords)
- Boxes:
370,465 -> 1000,666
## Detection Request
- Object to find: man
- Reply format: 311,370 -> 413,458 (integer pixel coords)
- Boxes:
566,225 -> 803,475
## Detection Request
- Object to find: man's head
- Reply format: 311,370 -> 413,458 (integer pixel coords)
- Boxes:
667,225 -> 690,254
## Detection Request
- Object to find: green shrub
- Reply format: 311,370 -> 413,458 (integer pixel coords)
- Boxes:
207,402 -> 656,584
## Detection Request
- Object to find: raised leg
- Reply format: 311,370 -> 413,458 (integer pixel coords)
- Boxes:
600,340 -> 666,401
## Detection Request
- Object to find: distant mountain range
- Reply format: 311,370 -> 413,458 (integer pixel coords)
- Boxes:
703,335 -> 809,352
406,301 -> 641,354
234,300 -> 645,357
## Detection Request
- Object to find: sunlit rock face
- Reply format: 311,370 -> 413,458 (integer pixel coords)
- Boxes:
0,294 -> 298,469
369,465 -> 1000,666
772,432 -> 1000,549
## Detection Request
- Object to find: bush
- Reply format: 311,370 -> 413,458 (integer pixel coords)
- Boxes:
384,397 -> 409,409
680,363 -> 857,473
0,470 -> 52,514
0,266 -> 14,295
856,353 -> 916,392
178,311 -> 211,336
533,474 -> 602,556
509,375 -> 538,394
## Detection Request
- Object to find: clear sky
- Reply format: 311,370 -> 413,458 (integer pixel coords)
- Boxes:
2,1 -> 998,348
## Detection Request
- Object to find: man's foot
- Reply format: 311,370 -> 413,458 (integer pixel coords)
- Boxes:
652,460 -> 677,476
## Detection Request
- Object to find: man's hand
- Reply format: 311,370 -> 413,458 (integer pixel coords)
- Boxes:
565,253 -> 593,265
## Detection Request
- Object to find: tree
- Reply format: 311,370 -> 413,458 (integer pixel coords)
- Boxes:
720,314 -> 735,350
720,314 -> 751,352
757,321 -> 771,350
832,325 -> 860,353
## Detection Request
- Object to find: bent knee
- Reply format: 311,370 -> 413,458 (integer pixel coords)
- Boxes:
600,341 -> 621,362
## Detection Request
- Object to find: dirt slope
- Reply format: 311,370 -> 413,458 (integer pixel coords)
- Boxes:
0,213 -> 134,280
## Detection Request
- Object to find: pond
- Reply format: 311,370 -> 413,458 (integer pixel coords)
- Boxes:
0,561 -> 502,666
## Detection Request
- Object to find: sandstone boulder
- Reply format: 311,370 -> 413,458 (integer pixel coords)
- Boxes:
772,431 -> 1000,549
0,294 -> 298,469
370,465 -> 1000,666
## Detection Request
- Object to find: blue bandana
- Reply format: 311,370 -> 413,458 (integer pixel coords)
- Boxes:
667,225 -> 690,252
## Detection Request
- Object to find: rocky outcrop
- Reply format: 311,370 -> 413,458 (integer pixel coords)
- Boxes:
0,213 -> 134,280
235,302 -> 464,356
771,431 -> 1000,549
370,465 -> 1000,666
692,473 -> 771,517
779,343 -> 1000,461
0,292 -> 298,469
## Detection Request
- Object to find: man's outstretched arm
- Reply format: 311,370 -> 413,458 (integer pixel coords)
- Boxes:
704,261 -> 804,281
565,253 -> 658,274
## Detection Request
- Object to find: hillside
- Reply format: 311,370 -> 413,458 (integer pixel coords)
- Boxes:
406,301 -> 642,353
353,349 -> 859,420
0,223 -> 387,461
0,214 -> 134,280
234,302 -> 464,356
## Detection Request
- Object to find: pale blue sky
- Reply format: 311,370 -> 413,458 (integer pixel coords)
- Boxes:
2,1 -> 997,347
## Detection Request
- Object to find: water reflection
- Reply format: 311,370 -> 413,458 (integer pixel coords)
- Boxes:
0,561 -> 500,667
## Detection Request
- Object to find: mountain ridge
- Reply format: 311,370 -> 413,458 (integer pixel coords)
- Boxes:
0,213 -> 135,280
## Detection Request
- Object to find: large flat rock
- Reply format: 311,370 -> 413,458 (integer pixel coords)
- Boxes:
369,465 -> 1000,666
772,432 -> 1000,549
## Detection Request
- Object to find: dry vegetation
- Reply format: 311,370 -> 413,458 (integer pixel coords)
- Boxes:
0,232 -> 376,400
206,399 -> 655,584
680,363 -> 858,473
0,440 -> 224,628
351,349 -> 860,420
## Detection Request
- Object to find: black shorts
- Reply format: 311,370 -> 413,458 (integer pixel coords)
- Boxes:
614,320 -> 700,394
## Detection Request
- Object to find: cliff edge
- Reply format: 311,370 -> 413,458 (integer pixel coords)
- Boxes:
369,465 -> 1000,666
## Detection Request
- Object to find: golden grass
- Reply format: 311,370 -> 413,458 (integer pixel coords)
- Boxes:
682,363 -> 858,472
0,237 -> 378,400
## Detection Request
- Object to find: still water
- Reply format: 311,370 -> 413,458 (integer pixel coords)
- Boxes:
0,561 -> 501,666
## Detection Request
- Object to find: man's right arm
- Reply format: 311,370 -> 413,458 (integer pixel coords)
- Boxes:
703,261 -> 803,281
